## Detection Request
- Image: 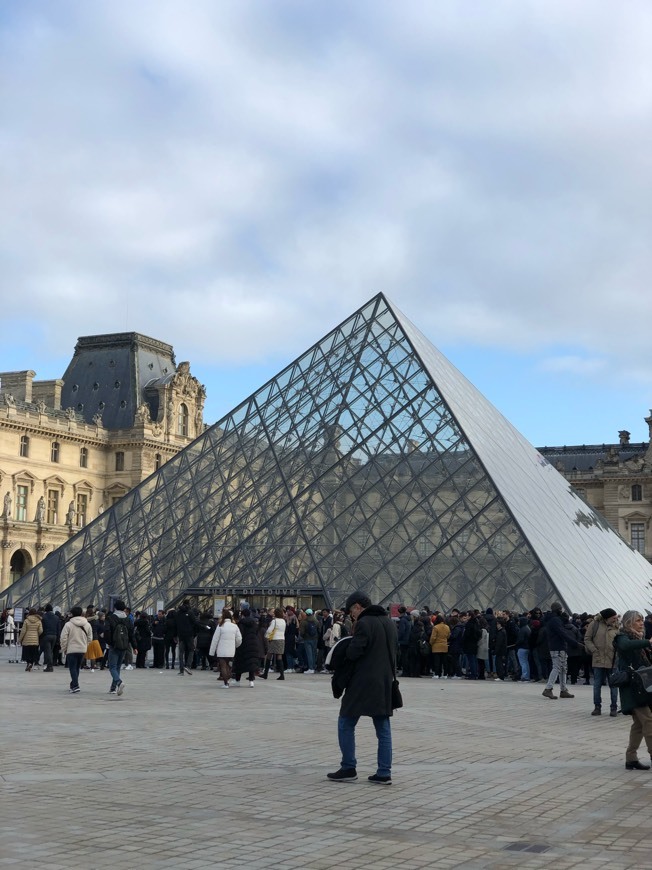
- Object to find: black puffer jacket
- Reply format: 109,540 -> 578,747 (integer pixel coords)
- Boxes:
340,605 -> 397,719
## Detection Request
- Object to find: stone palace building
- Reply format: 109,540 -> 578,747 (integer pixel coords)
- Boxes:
0,332 -> 205,590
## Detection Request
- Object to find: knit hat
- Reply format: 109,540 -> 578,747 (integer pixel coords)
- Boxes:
599,608 -> 617,620
550,602 -> 563,613
343,590 -> 372,613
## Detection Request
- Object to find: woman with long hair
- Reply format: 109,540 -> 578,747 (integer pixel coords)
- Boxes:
83,605 -> 104,670
209,609 -> 242,688
615,610 -> 652,770
262,608 -> 287,681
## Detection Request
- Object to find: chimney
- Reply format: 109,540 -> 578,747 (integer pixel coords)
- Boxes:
32,379 -> 64,411
619,430 -> 631,446
0,370 -> 36,402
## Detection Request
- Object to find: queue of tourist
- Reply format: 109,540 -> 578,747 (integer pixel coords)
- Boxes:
3,597 -> 652,770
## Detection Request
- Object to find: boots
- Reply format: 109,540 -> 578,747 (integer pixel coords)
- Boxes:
277,660 -> 285,681
591,706 -> 601,716
261,661 -> 270,680
542,687 -> 557,699
559,689 -> 575,699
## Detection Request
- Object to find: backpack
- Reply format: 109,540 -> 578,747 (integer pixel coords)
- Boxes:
306,620 -> 318,638
112,617 -> 130,651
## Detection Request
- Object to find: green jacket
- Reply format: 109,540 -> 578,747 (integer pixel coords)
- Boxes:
614,632 -> 652,715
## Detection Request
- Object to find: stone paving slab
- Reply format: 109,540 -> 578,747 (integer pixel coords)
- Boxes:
1,651 -> 650,869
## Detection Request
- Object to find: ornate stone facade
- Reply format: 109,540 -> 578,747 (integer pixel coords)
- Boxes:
0,332 -> 206,590
539,417 -> 652,563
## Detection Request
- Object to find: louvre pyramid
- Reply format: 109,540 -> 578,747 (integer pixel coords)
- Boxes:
4,294 -> 652,614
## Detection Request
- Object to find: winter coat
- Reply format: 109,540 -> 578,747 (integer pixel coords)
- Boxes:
429,621 -> 450,653
448,623 -> 465,655
106,611 -> 136,649
41,611 -> 59,637
60,616 -> 92,655
195,618 -> 214,651
494,629 -> 508,657
265,618 -> 286,642
300,614 -> 319,640
477,628 -> 489,660
516,619 -> 531,650
19,614 -> 42,646
164,612 -> 177,641
397,613 -> 412,646
615,631 -> 652,715
232,617 -> 263,672
583,615 -> 618,668
566,622 -> 584,658
134,617 -> 152,652
340,605 -> 397,719
545,612 -> 581,653
209,619 -> 242,658
175,604 -> 199,640
462,618 -> 481,655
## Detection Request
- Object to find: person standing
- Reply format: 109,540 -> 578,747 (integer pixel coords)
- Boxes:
60,606 -> 92,694
19,609 -> 42,671
541,602 -> 581,700
40,604 -> 59,673
106,600 -> 136,696
584,608 -> 620,717
150,610 -> 166,669
262,608 -> 287,680
232,608 -> 263,687
164,609 -> 177,670
209,609 -> 242,688
175,600 -> 199,676
429,615 -> 450,680
134,612 -> 152,668
300,608 -> 319,674
327,590 -> 398,785
615,611 -> 652,770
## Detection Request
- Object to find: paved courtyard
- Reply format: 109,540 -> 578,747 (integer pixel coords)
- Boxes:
1,647 -> 651,870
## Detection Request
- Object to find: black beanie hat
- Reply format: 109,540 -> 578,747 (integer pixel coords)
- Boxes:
599,608 -> 617,620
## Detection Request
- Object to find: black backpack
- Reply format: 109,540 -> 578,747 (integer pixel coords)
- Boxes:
112,617 -> 130,651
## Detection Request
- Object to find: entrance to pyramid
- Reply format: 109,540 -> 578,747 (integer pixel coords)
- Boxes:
169,587 -> 327,615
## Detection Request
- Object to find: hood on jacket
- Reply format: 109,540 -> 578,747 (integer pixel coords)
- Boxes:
69,616 -> 89,628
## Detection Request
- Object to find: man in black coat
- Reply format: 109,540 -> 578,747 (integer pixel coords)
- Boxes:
175,600 -> 200,676
327,591 -> 397,786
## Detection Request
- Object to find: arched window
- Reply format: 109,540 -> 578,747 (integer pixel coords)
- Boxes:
79,447 -> 88,468
50,442 -> 60,463
177,403 -> 189,437
632,484 -> 643,502
19,434 -> 29,458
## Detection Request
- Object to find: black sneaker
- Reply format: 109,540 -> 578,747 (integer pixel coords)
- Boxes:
184,667 -> 193,676
368,774 -> 392,785
326,768 -> 358,783
625,759 -> 650,770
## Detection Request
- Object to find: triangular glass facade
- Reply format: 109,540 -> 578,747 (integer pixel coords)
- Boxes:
4,294 -> 652,614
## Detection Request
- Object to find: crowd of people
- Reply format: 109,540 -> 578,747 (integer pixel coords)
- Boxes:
3,596 -> 652,773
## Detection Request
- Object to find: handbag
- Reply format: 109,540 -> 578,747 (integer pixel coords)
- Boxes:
631,665 -> 652,694
385,631 -> 403,710
266,619 -> 277,642
608,668 -> 631,688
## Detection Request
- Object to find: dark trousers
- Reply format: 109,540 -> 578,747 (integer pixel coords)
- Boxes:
164,639 -> 177,668
178,637 -> 194,671
67,652 -> 83,689
432,652 -> 447,677
42,635 -> 56,667
152,639 -> 165,668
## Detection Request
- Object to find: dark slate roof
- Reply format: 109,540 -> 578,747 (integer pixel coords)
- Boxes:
60,333 -> 176,430
538,443 -> 648,473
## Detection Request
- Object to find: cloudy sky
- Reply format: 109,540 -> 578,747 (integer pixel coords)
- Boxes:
2,1 -> 651,446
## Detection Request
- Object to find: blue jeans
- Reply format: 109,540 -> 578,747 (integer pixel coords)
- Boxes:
517,648 -> 530,681
466,654 -> 478,679
67,652 -> 83,689
338,715 -> 392,777
304,639 -> 317,670
593,666 -> 618,709
108,648 -> 125,690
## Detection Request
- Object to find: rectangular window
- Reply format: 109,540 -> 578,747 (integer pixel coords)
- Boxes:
631,522 -> 646,554
75,493 -> 88,527
16,485 -> 28,522
80,447 -> 88,468
115,451 -> 125,471
46,489 -> 59,524
111,495 -> 122,506
19,435 -> 29,457
50,442 -> 60,463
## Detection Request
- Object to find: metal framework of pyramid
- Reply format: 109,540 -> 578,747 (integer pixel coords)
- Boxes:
4,293 -> 652,614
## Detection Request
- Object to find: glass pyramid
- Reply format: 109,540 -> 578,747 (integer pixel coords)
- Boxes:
4,293 -> 652,614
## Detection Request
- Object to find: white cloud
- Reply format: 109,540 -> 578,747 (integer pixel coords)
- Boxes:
1,0 -> 652,392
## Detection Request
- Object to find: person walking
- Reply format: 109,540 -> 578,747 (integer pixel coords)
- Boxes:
327,590 -> 398,785
262,608 -> 287,680
175,600 -> 199,676
615,611 -> 652,770
60,606 -> 92,694
19,609 -> 42,671
209,609 -> 242,688
584,608 -> 620,717
106,600 -> 136,696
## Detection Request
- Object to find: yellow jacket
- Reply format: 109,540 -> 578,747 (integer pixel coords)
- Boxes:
429,622 -> 450,653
